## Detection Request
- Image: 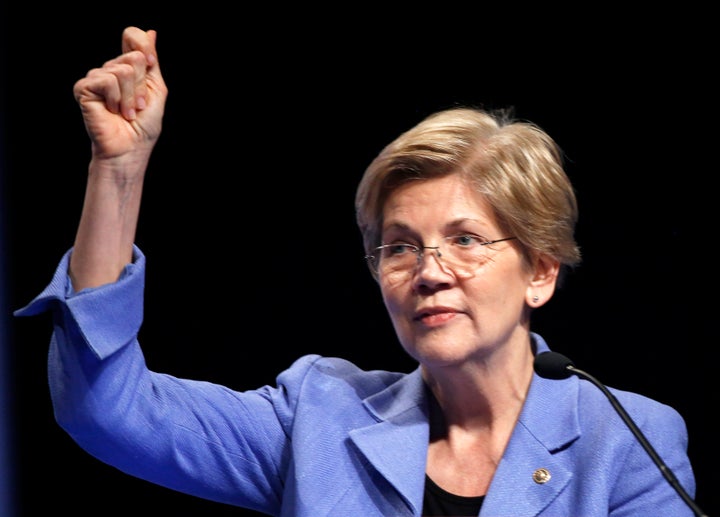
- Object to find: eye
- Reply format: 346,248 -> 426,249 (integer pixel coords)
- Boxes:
383,243 -> 417,256
448,234 -> 485,248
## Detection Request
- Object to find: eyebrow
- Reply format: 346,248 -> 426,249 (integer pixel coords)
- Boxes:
382,217 -> 487,233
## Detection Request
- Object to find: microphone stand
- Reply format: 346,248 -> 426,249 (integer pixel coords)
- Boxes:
567,364 -> 708,517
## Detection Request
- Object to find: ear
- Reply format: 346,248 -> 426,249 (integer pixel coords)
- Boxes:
525,254 -> 561,308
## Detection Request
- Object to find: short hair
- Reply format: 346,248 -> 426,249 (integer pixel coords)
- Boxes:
355,107 -> 581,282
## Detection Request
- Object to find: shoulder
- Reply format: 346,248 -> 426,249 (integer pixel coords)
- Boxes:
578,380 -> 686,430
552,376 -> 691,460
529,334 -> 688,441
526,372 -> 689,453
599,383 -> 689,443
266,354 -> 416,432
276,354 -> 409,400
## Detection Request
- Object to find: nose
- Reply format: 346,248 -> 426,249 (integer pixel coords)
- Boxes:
413,246 -> 453,287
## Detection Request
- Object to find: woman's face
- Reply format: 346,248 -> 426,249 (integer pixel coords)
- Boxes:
378,174 -> 544,368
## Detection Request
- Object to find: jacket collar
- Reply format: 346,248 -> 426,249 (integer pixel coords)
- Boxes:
348,333 -> 581,516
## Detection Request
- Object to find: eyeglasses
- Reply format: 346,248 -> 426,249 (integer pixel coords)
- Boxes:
365,235 -> 517,279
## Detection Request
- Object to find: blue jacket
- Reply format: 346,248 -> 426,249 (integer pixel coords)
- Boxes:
16,247 -> 697,516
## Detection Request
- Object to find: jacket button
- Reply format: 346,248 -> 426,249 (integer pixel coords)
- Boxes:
532,468 -> 551,484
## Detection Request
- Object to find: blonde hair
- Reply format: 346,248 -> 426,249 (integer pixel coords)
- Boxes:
355,107 -> 581,280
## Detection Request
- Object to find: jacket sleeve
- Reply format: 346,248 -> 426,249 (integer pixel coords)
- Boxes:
14,246 -> 292,514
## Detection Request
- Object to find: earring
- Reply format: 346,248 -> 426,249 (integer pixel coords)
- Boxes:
532,295 -> 539,303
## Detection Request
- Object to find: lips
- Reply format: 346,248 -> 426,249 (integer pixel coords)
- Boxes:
414,306 -> 459,322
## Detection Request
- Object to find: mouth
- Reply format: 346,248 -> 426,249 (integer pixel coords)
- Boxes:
413,306 -> 459,325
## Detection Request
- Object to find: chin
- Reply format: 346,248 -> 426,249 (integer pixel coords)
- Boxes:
402,338 -> 475,366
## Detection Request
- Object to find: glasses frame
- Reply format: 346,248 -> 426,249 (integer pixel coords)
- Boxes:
364,236 -> 517,277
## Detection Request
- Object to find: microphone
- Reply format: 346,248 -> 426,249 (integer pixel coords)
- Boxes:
533,351 -> 707,517
533,350 -> 575,379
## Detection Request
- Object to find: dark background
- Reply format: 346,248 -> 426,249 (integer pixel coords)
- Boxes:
3,6 -> 716,516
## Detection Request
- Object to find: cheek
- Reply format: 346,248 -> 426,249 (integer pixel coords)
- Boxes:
462,267 -> 522,309
380,286 -> 416,348
475,273 -> 529,311
380,283 -> 407,320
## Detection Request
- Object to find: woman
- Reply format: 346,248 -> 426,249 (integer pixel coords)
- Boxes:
16,26 -> 697,516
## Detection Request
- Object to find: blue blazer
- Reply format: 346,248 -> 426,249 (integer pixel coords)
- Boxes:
17,247 -> 697,516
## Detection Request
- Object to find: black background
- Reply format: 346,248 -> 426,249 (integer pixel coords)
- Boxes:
3,5 -> 717,516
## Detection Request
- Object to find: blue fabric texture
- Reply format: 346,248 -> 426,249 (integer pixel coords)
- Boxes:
14,246 -> 697,516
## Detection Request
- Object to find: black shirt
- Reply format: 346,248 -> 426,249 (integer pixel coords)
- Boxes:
422,474 -> 484,516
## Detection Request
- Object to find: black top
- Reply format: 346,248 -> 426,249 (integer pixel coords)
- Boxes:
422,474 -> 484,516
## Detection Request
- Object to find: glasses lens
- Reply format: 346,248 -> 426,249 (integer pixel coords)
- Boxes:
441,236 -> 493,270
367,237 -> 514,278
441,236 -> 517,273
368,244 -> 418,275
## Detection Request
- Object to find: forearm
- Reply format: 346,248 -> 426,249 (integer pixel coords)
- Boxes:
70,155 -> 148,291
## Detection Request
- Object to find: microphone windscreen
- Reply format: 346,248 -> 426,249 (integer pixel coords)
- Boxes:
534,351 -> 575,380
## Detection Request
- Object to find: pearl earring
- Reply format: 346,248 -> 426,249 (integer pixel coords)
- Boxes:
532,295 -> 539,303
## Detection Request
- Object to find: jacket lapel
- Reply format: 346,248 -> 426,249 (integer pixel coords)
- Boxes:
349,367 -> 430,515
482,374 -> 581,516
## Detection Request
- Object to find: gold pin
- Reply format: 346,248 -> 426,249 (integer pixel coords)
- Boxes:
532,468 -> 551,484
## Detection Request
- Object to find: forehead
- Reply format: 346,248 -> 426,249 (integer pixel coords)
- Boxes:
382,175 -> 498,230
